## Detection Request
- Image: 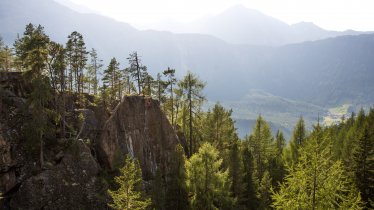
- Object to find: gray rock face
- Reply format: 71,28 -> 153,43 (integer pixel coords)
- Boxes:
0,72 -> 180,209
97,96 -> 179,179
9,141 -> 105,210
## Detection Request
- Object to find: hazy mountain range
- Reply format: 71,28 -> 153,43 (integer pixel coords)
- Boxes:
148,5 -> 369,46
1,0 -> 373,138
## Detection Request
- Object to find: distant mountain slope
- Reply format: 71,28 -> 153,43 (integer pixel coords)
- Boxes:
1,0 -> 374,135
153,5 -> 369,46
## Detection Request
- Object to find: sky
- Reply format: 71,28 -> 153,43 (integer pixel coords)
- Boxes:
61,0 -> 374,31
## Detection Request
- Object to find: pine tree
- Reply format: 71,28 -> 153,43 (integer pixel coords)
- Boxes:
272,125 -> 364,210
202,103 -> 236,162
163,67 -> 176,125
127,52 -> 147,94
228,138 -> 243,209
258,170 -> 272,210
0,36 -> 13,72
240,141 -> 258,209
248,115 -> 275,182
87,48 -> 103,95
178,71 -> 205,156
352,114 -> 374,208
187,143 -> 233,210
14,24 -> 54,167
102,57 -> 121,107
289,117 -> 306,164
66,31 -> 88,93
165,144 -> 189,210
108,156 -> 151,210
269,130 -> 286,189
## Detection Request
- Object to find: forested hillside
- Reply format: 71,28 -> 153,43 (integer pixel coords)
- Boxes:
0,23 -> 373,209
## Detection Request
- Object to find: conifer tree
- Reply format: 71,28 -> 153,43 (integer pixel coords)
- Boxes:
102,57 -> 121,107
187,143 -> 233,210
165,144 -> 189,210
163,67 -> 176,125
66,31 -> 88,93
14,24 -> 54,166
87,48 -> 103,95
269,130 -> 286,188
289,117 -> 306,164
240,141 -> 258,209
127,52 -> 147,94
228,138 -> 244,209
178,71 -> 205,156
352,116 -> 374,208
108,156 -> 151,210
0,37 -> 13,72
248,115 -> 275,182
202,103 -> 236,162
272,125 -> 364,210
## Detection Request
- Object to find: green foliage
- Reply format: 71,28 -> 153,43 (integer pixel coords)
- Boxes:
165,144 -> 189,210
240,140 -> 258,209
247,115 -> 275,182
288,117 -> 306,164
108,156 -> 151,210
269,130 -> 286,189
87,48 -> 103,95
258,170 -> 272,210
352,112 -> 374,208
102,57 -> 122,107
187,143 -> 233,210
202,103 -> 236,161
272,126 -> 364,210
177,71 -> 206,156
66,31 -> 88,93
14,23 -> 50,75
127,51 -> 148,94
0,36 -> 13,72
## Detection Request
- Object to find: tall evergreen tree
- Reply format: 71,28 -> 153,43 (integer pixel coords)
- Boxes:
165,144 -> 189,210
187,143 -> 233,210
202,103 -> 236,162
108,156 -> 151,210
178,71 -> 205,156
66,31 -> 88,93
269,130 -> 286,189
0,37 -> 13,72
272,125 -> 364,210
14,24 -> 54,166
240,141 -> 258,209
163,67 -> 177,125
87,48 -> 103,95
127,52 -> 147,94
289,117 -> 306,164
352,114 -> 374,208
248,115 -> 275,182
102,57 -> 121,107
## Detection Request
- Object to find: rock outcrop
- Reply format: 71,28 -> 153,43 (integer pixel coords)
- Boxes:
9,141 -> 106,210
0,72 -> 180,209
97,96 -> 179,179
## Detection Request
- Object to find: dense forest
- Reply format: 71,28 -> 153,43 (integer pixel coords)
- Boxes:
0,24 -> 373,209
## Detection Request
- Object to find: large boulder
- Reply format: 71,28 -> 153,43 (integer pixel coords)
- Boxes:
9,141 -> 106,210
97,96 -> 179,178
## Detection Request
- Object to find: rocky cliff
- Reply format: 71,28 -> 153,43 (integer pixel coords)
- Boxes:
97,96 -> 179,179
0,72 -> 180,209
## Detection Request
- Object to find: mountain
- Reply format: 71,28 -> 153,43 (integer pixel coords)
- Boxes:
1,0 -> 374,135
151,5 -> 369,46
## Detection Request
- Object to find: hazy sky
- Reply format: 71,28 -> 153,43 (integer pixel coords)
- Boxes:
64,0 -> 374,31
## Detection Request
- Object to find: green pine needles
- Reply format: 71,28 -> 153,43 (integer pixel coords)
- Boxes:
107,156 -> 151,210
